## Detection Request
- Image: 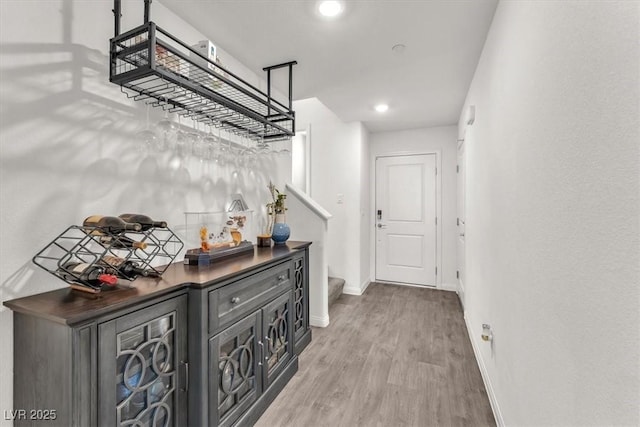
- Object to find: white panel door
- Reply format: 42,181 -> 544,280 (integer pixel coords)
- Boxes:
375,154 -> 437,286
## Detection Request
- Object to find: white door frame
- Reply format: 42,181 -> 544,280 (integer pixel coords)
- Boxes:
456,137 -> 466,306
292,124 -> 312,195
371,150 -> 442,288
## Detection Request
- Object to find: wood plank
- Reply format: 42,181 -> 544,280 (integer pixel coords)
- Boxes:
256,282 -> 496,427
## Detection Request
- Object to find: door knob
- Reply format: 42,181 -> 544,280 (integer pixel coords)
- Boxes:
377,223 -> 387,229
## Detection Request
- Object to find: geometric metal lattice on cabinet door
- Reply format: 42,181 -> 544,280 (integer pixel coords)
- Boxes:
265,301 -> 289,372
218,328 -> 256,419
116,312 -> 176,426
293,258 -> 304,335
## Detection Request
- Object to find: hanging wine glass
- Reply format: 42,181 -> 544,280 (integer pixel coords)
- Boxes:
209,125 -> 222,165
278,138 -> 292,157
156,107 -> 177,152
226,135 -> 237,165
246,145 -> 258,170
233,135 -> 247,170
202,123 -> 218,161
230,134 -> 246,179
135,103 -> 158,153
231,167 -> 240,181
217,128 -> 230,164
240,135 -> 257,169
256,138 -> 271,157
191,119 -> 206,160
174,115 -> 191,159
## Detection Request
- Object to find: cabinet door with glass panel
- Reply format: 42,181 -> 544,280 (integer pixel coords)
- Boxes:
209,310 -> 262,427
209,290 -> 294,426
291,252 -> 310,354
262,291 -> 294,388
98,295 -> 188,427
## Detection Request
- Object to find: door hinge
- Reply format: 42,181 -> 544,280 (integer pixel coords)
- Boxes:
456,270 -> 459,279
435,217 -> 437,225
457,217 -> 459,226
435,167 -> 437,175
456,165 -> 459,173
435,267 -> 438,275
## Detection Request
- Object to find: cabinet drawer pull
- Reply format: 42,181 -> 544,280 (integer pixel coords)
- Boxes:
180,361 -> 189,392
231,297 -> 240,304
258,341 -> 264,366
264,336 -> 271,360
278,274 -> 287,281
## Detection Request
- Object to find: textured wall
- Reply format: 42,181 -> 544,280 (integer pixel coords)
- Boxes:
459,1 -> 639,425
0,1 -> 291,422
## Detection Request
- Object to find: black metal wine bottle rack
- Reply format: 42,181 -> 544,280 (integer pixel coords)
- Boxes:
110,0 -> 297,142
32,225 -> 184,292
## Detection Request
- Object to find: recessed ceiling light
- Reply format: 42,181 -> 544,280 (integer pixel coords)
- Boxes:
375,104 -> 389,113
318,1 -> 343,17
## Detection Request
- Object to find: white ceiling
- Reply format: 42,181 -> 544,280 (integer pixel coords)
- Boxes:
160,0 -> 498,133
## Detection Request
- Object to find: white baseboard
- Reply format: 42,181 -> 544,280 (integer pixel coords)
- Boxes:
457,283 -> 465,309
360,279 -> 371,294
342,280 -> 370,296
310,314 -> 330,328
439,282 -> 458,292
463,312 -> 505,427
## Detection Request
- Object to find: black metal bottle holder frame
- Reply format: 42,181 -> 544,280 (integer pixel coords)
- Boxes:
32,225 -> 184,291
110,0 -> 297,142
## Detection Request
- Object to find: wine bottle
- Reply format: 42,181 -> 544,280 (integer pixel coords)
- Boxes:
100,255 -> 149,279
99,235 -> 148,250
119,213 -> 167,230
57,262 -> 118,289
83,215 -> 142,234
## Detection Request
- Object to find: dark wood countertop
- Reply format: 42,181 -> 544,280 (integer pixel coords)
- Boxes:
3,241 -> 311,326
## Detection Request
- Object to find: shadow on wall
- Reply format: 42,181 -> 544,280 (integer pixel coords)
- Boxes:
0,264 -> 52,304
0,0 -> 282,304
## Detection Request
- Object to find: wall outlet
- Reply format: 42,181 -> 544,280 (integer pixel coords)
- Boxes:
337,194 -> 344,204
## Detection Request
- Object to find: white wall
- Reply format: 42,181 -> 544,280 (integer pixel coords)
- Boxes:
286,184 -> 331,327
0,1 -> 291,422
359,126 -> 371,292
294,97 -> 370,295
370,126 -> 458,290
458,1 -> 639,425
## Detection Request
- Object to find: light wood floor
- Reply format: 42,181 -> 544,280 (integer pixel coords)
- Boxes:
256,282 -> 496,427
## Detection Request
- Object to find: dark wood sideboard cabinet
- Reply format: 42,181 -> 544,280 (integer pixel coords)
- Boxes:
4,241 -> 312,427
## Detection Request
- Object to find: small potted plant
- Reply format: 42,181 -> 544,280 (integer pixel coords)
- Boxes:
260,181 -> 290,246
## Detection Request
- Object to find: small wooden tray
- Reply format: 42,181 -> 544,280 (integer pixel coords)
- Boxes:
183,241 -> 254,266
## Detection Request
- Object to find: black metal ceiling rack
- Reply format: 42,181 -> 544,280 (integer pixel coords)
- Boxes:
110,0 -> 296,142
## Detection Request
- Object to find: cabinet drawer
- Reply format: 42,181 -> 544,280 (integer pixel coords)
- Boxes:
209,261 -> 291,334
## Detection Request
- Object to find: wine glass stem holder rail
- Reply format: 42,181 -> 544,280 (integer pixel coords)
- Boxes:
110,0 -> 297,142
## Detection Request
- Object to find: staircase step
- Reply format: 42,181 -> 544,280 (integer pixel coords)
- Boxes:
328,276 -> 345,307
